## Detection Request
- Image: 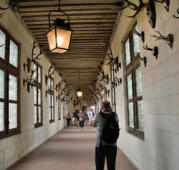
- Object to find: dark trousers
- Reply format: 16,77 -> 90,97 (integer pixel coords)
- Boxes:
95,146 -> 117,170
67,119 -> 70,126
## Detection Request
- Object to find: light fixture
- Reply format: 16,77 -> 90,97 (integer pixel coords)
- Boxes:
77,89 -> 83,97
47,0 -> 72,53
77,70 -> 83,97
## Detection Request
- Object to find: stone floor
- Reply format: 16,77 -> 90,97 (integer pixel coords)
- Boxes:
8,127 -> 138,170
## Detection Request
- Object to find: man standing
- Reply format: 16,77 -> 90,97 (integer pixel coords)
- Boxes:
93,100 -> 119,170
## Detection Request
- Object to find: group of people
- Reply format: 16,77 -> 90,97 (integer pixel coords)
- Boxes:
65,109 -> 95,132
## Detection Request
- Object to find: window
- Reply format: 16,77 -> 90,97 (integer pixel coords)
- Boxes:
57,88 -> 61,120
33,62 -> 43,128
47,78 -> 55,122
124,24 -> 144,139
110,65 -> 116,112
0,26 -> 20,139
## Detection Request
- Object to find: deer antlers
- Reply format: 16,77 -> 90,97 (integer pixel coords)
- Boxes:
152,31 -> 174,49
32,40 -> 42,62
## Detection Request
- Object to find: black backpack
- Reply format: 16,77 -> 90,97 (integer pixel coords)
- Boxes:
100,112 -> 120,144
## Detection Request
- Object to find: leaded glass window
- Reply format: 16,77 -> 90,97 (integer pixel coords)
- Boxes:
0,29 -> 6,59
47,77 -> 55,122
0,26 -> 20,138
125,39 -> 131,65
9,40 -> 18,67
133,26 -> 140,56
124,23 -> 144,139
33,62 -> 42,128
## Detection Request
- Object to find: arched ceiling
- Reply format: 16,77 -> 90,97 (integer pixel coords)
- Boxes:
15,0 -> 119,87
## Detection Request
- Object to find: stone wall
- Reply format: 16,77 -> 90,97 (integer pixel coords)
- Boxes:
0,2 -> 66,169
100,0 -> 179,170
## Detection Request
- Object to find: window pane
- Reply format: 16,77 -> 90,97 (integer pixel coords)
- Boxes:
51,95 -> 54,107
33,64 -> 37,79
38,66 -> 41,83
38,88 -> 41,105
125,39 -> 131,65
128,102 -> 134,128
127,74 -> 133,99
0,102 -> 4,131
51,79 -> 54,90
9,75 -> 17,101
137,100 -> 144,131
34,87 -> 37,104
135,67 -> 143,97
0,69 -> 4,99
133,26 -> 140,56
9,40 -> 18,67
52,108 -> 54,120
38,106 -> 41,123
9,103 -> 17,129
34,106 -> 37,124
0,29 -> 6,59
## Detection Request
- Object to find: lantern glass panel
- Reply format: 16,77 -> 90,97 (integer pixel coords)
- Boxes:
47,28 -> 56,51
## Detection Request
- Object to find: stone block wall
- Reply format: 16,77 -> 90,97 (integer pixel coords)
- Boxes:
0,2 -> 66,169
100,0 -> 179,170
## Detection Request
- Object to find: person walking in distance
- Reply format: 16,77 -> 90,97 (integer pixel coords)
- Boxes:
78,110 -> 85,133
93,100 -> 120,170
65,112 -> 71,127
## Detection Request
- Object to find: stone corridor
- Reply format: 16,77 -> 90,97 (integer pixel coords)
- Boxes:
8,127 -> 137,170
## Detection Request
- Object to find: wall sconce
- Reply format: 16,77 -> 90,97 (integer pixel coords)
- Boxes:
152,31 -> 174,49
143,45 -> 159,59
134,29 -> 145,43
47,0 -> 72,53
173,8 -> 179,19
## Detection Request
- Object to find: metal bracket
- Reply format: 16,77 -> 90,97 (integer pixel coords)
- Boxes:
143,45 -> 159,59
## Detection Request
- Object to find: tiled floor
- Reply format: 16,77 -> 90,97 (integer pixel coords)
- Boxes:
8,127 -> 137,170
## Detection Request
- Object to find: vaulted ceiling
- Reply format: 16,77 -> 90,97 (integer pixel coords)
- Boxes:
15,0 -> 119,88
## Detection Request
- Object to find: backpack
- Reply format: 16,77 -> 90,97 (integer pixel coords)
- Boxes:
100,112 -> 120,144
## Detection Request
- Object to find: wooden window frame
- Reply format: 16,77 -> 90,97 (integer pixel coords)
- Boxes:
0,25 -> 21,139
33,61 -> 43,128
123,24 -> 144,140
47,77 -> 55,123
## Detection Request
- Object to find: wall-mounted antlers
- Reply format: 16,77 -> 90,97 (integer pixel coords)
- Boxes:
134,29 -> 145,43
113,77 -> 122,87
97,62 -> 105,81
23,58 -> 31,73
114,57 -> 122,73
23,70 -> 37,93
45,63 -> 56,85
31,40 -> 42,62
139,56 -> 147,67
0,0 -> 17,17
155,0 -> 170,12
116,0 -> 156,28
152,31 -> 174,49
173,8 -> 179,19
104,45 -> 115,65
143,45 -> 159,59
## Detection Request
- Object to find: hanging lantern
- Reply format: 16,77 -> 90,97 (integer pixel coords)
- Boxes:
47,1 -> 72,53
77,88 -> 83,97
